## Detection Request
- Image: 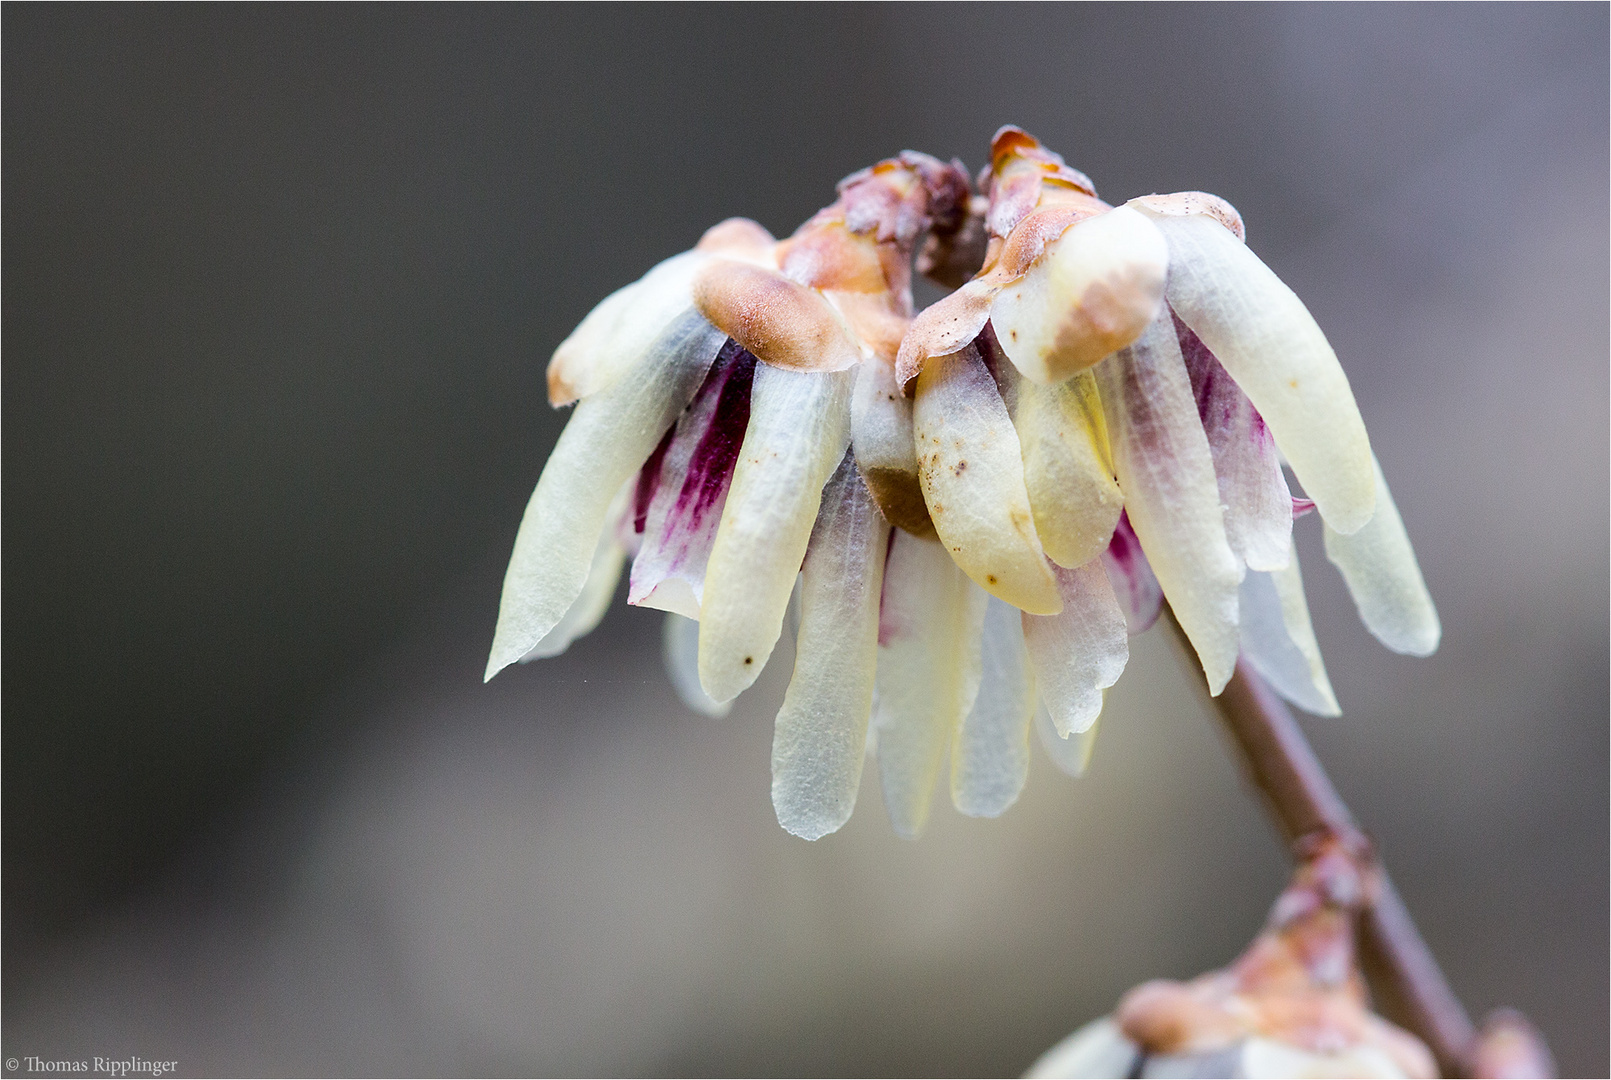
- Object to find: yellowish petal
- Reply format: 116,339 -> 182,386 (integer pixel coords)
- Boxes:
662,612 -> 731,718
520,481 -> 631,661
851,355 -> 934,536
1240,548 -> 1340,717
1323,454 -> 1440,656
951,596 -> 1036,818
1013,370 -> 1124,568
1023,558 -> 1129,736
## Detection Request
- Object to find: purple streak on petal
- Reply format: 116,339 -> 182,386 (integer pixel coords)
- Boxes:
634,428 -> 675,534
628,340 -> 756,611
877,526 -> 902,646
1292,497 -> 1317,519
1100,510 -> 1163,634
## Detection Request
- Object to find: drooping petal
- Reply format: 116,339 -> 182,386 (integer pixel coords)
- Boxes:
520,482 -> 632,662
1013,368 -> 1124,569
487,312 -> 728,679
698,364 -> 855,702
991,205 -> 1170,384
691,259 -> 863,372
629,343 -> 756,618
895,278 -> 999,388
661,612 -> 732,718
547,250 -> 712,407
1323,455 -> 1440,657
1023,558 -> 1130,736
1138,208 -> 1376,535
1101,511 -> 1164,634
873,531 -> 988,838
771,455 -> 889,840
851,355 -> 934,536
951,596 -> 1036,818
1240,548 -> 1341,717
1096,312 -> 1242,694
1035,704 -> 1102,779
1025,1018 -> 1143,1080
914,345 -> 1062,615
1176,313 -> 1293,572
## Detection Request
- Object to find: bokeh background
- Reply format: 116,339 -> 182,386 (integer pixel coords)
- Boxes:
5,5 -> 1607,1076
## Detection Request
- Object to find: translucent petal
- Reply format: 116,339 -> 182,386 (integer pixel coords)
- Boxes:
1240,548 -> 1341,717
851,355 -> 933,536
487,312 -> 728,679
698,364 -> 854,702
1025,1018 -> 1143,1080
546,250 -> 710,407
771,456 -> 888,839
661,612 -> 730,718
1176,314 -> 1293,572
951,595 -> 1036,818
1100,512 -> 1164,635
520,482 -> 631,661
1035,703 -> 1101,779
1096,312 -> 1242,694
629,344 -> 756,618
1139,210 -> 1375,535
991,205 -> 1169,384
873,532 -> 988,838
1323,455 -> 1441,657
913,345 -> 1062,615
1014,371 -> 1124,569
1024,558 -> 1130,736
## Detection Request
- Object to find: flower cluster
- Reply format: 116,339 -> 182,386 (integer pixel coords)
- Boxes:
486,127 -> 1439,840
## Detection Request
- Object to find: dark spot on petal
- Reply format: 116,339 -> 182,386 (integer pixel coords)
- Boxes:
987,574 -> 998,584
744,656 -> 754,665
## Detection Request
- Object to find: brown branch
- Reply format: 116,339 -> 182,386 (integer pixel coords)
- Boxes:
1163,609 -> 1549,1078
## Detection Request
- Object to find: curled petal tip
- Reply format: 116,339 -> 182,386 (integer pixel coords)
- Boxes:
692,259 -> 862,373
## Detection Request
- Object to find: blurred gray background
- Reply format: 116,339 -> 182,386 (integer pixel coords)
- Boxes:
5,5 -> 1606,1076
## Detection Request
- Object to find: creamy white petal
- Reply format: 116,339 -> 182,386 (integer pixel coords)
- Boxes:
992,205 -> 1170,384
1100,512 -> 1164,635
1014,371 -> 1124,569
771,456 -> 888,840
914,345 -> 1062,615
1096,313 -> 1242,694
1025,1017 -> 1143,1080
487,312 -> 728,679
850,355 -> 933,536
698,364 -> 854,702
951,595 -> 1036,818
1035,703 -> 1102,779
629,343 -> 755,618
546,250 -> 711,407
1024,558 -> 1130,736
873,532 -> 988,839
1176,314 -> 1293,572
661,612 -> 731,718
1140,210 -> 1375,535
1240,550 -> 1341,717
520,482 -> 631,661
1324,454 -> 1440,657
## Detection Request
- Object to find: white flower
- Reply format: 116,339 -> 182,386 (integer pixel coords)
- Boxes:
486,129 -> 1439,841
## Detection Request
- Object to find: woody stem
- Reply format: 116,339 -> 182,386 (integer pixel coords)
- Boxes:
1163,609 -> 1480,1077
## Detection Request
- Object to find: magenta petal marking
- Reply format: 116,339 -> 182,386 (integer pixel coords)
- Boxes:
1100,510 -> 1163,634
1291,497 -> 1317,519
634,428 -> 675,535
629,341 -> 756,612
1174,308 -> 1292,571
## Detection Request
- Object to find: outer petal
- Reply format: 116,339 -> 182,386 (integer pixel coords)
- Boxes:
1096,312 -> 1242,694
1138,209 -> 1375,534
629,343 -> 756,617
1323,454 -> 1440,656
698,364 -> 854,702
547,250 -> 711,407
1176,313 -> 1293,572
662,612 -> 731,718
1014,370 -> 1124,568
1101,511 -> 1164,634
1025,1018 -> 1143,1080
914,345 -> 1062,615
873,532 -> 988,838
487,312 -> 728,679
1240,548 -> 1341,717
771,455 -> 889,840
1035,704 -> 1102,779
851,355 -> 934,536
520,482 -> 631,661
692,260 -> 863,372
1023,559 -> 1130,737
991,205 -> 1170,384
951,595 -> 1036,818
895,278 -> 999,388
